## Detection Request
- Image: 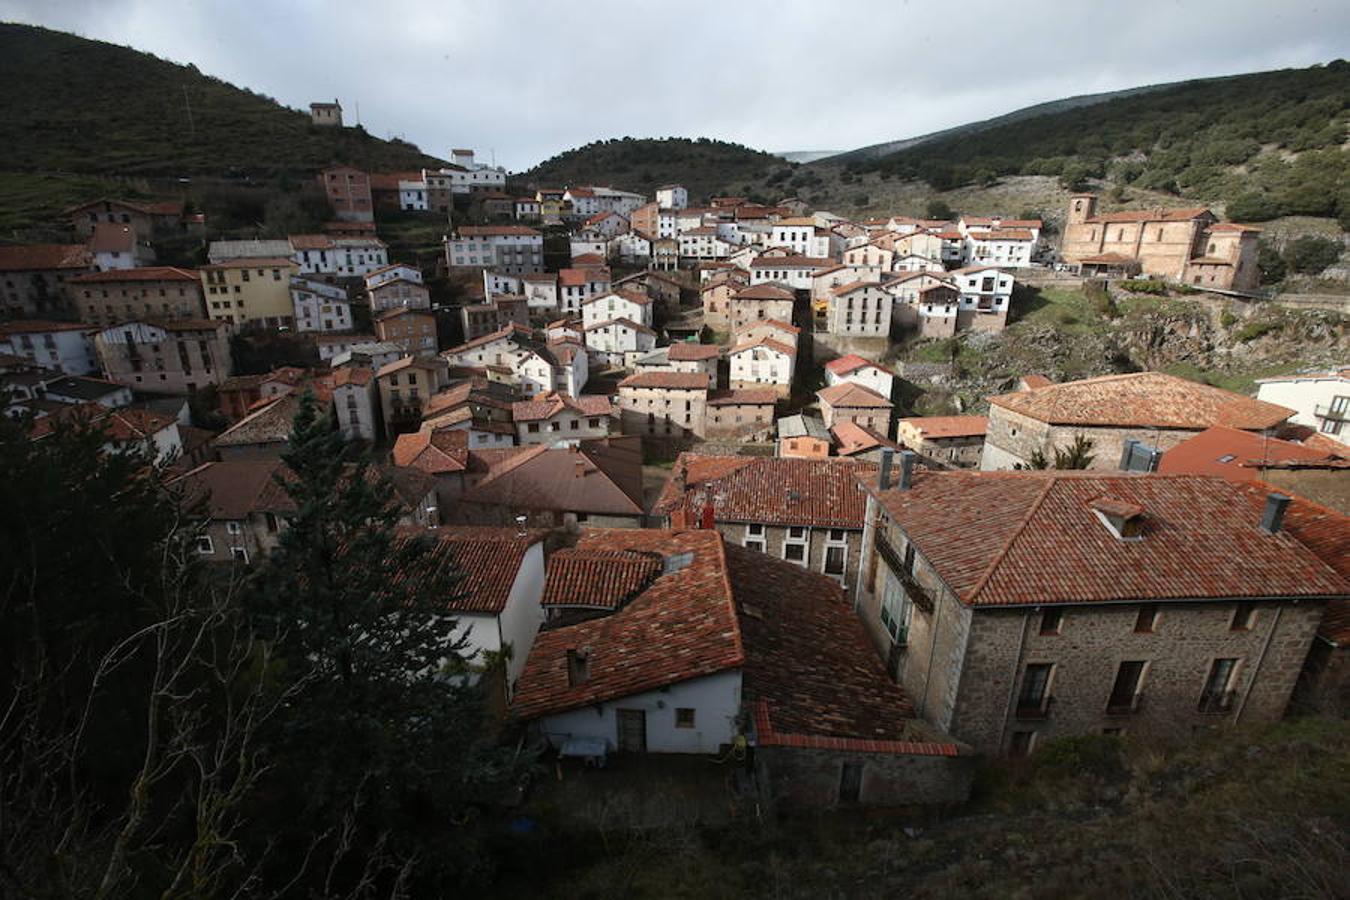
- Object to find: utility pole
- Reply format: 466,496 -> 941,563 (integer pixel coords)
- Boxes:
182,84 -> 195,136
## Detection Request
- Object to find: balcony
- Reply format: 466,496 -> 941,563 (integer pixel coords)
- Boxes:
1197,690 -> 1236,715
875,532 -> 935,613
1015,695 -> 1054,720
1314,404 -> 1349,423
1105,694 -> 1144,716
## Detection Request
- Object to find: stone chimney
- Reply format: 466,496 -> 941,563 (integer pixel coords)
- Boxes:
899,449 -> 916,490
1260,493 -> 1292,534
878,448 -> 894,490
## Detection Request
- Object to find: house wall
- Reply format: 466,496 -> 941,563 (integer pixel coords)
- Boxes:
704,401 -> 775,438
728,298 -> 795,333
712,520 -> 862,592
617,386 -> 706,438
778,435 -> 831,459
1256,376 -> 1347,431
536,670 -> 743,754
980,405 -> 1205,471
517,411 -> 611,445
497,542 -> 546,693
72,277 -> 206,328
756,745 -> 974,810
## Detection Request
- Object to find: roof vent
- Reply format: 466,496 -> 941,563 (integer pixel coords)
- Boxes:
1090,495 -> 1146,540
899,450 -> 917,490
1260,492 -> 1291,534
879,447 -> 894,490
566,648 -> 590,686
1119,438 -> 1162,472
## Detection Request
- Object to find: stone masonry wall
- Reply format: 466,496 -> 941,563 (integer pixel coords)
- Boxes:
756,745 -> 975,810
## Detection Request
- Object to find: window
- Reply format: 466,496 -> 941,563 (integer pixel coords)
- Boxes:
1230,606 -> 1256,631
1199,658 -> 1239,714
225,521 -> 242,535
879,570 -> 910,645
1039,608 -> 1063,635
195,535 -> 214,554
675,708 -> 696,729
784,541 -> 806,564
1017,663 -> 1054,717
1134,604 -> 1159,633
1009,730 -> 1036,757
1107,661 -> 1147,714
264,513 -> 279,534
824,545 -> 846,576
230,547 -> 248,563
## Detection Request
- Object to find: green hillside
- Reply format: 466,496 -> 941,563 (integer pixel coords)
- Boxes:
0,23 -> 444,176
841,62 -> 1350,226
521,137 -> 782,203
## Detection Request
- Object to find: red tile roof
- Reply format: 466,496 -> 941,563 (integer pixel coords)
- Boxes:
581,288 -> 650,307
68,266 -> 198,283
831,421 -> 901,456
397,526 -> 547,615
654,454 -> 875,528
511,529 -> 743,719
29,402 -> 176,442
558,267 -> 609,287
667,342 -> 721,361
988,372 -> 1293,431
733,283 -> 795,300
749,255 -> 833,269
733,318 -> 799,337
898,415 -> 988,440
824,353 -> 891,376
511,392 -> 613,422
88,223 -> 136,253
0,243 -> 91,271
707,388 -> 778,406
392,426 -> 470,474
868,471 -> 1350,607
457,225 -> 541,237
1158,426 -> 1339,481
618,371 -> 709,391
541,547 -> 663,609
0,319 -> 94,335
1086,207 -> 1212,224
729,336 -> 796,357
817,381 -> 892,409
172,459 -> 294,519
465,437 -> 645,516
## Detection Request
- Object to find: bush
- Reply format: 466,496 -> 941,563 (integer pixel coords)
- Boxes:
1283,235 -> 1342,274
1118,279 -> 1169,295
1237,319 -> 1281,342
851,193 -> 869,207
1226,191 -> 1280,222
1257,241 -> 1288,283
1033,734 -> 1127,782
925,199 -> 954,220
1220,309 -> 1239,328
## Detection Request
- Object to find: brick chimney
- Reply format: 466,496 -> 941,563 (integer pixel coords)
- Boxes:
1260,493 -> 1291,534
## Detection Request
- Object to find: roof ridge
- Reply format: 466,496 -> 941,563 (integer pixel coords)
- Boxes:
965,475 -> 1058,604
710,531 -> 747,668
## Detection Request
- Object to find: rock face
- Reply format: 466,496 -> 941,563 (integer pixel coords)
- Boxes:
902,293 -> 1346,414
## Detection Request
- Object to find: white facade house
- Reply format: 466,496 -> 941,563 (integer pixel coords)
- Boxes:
366,264 -> 423,291
728,337 -> 795,395
824,355 -> 895,400
292,237 -> 390,277
678,228 -> 734,260
581,290 -> 653,330
569,234 -> 608,260
583,318 -> 656,368
517,342 -> 589,398
399,179 -> 429,211
749,256 -> 829,291
446,227 -> 544,275
290,277 -> 352,333
522,273 -> 560,311
483,270 -> 523,299
657,209 -> 679,238
656,185 -> 688,210
535,670 -> 742,755
769,220 -> 832,258
610,231 -> 652,264
953,267 -> 1015,317
583,211 -> 630,237
0,321 -> 96,374
442,150 -> 508,194
963,230 -> 1034,267
331,366 -> 379,442
442,533 -> 546,694
558,269 -> 611,316
1256,370 -> 1350,436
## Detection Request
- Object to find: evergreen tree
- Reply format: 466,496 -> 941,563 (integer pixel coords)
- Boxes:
248,391 -> 520,888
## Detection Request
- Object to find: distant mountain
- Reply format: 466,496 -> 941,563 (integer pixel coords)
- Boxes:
0,23 -> 444,177
776,150 -> 841,164
819,82 -> 1195,166
837,62 -> 1349,225
520,138 -> 783,203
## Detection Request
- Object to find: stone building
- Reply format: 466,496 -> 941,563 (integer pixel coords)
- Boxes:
318,165 -> 372,222
0,243 -> 93,319
896,415 -> 987,467
93,318 -> 233,395
616,371 -> 708,438
1061,194 -> 1261,291
980,371 -> 1294,471
654,454 -> 877,593
853,460 -> 1349,755
704,389 -> 777,438
817,381 -> 893,435
727,283 -> 796,333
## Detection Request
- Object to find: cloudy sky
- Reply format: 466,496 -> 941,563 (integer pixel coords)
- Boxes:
4,0 -> 1348,171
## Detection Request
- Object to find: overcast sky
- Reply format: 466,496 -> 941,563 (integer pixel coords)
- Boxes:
5,0 -> 1348,171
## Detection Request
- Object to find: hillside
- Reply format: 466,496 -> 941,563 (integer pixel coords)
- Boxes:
520,137 -> 782,203
823,79 -> 1196,165
832,62 -> 1349,226
0,24 -> 444,176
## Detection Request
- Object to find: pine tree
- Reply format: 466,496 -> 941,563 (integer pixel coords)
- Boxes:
248,391 -> 520,887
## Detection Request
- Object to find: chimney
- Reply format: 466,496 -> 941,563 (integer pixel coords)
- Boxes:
879,448 -> 894,490
1260,493 -> 1291,534
1119,438 -> 1139,471
899,449 -> 916,490
574,459 -> 586,479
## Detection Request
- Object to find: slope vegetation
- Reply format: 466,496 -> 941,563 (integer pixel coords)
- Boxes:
0,24 -> 443,177
840,62 -> 1349,225
521,137 -> 782,203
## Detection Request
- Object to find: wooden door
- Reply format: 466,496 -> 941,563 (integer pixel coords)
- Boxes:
616,708 -> 647,753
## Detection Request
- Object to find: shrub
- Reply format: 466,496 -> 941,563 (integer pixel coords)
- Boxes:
1282,235 -> 1342,274
925,199 -> 954,220
1033,734 -> 1127,782
1220,309 -> 1238,328
1257,241 -> 1288,283
1237,319 -> 1280,342
1118,279 -> 1169,295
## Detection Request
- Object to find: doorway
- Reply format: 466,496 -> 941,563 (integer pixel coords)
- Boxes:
616,708 -> 647,753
